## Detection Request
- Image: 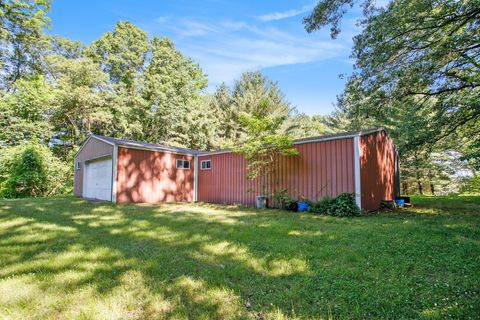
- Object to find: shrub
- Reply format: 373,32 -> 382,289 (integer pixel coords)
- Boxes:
284,197 -> 298,211
329,193 -> 361,217
274,190 -> 299,211
308,197 -> 334,215
308,193 -> 361,216
0,143 -> 70,198
274,189 -> 288,208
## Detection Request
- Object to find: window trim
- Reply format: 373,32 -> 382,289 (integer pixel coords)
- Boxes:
176,159 -> 190,170
200,159 -> 211,170
76,161 -> 81,170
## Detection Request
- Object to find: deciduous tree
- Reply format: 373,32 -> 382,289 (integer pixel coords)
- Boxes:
0,0 -> 51,90
234,101 -> 299,197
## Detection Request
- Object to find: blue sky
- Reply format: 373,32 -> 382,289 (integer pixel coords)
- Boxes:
48,1 -> 363,116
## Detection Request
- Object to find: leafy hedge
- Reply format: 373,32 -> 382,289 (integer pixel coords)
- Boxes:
308,197 -> 334,215
308,193 -> 361,217
0,143 -> 71,198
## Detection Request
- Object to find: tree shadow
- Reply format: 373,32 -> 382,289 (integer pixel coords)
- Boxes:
0,196 -> 479,318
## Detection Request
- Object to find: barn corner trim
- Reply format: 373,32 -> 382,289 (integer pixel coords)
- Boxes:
193,155 -> 199,202
111,144 -> 118,204
353,135 -> 362,208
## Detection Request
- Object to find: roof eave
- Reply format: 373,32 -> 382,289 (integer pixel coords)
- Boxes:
198,128 -> 387,156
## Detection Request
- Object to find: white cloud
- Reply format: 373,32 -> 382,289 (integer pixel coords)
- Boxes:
175,19 -> 218,38
146,16 -> 349,87
155,16 -> 170,23
256,4 -> 313,22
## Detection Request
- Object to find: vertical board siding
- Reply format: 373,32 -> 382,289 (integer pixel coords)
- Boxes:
197,138 -> 355,206
74,138 -> 114,197
116,147 -> 194,203
360,131 -> 396,210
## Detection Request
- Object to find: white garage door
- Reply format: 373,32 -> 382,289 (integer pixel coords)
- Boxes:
83,158 -> 113,201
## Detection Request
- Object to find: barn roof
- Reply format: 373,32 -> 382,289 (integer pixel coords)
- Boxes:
79,128 -> 386,157
292,127 -> 384,145
197,127 -> 386,155
91,135 -> 201,155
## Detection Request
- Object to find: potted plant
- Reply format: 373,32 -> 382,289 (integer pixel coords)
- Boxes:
234,102 -> 299,209
284,196 -> 298,211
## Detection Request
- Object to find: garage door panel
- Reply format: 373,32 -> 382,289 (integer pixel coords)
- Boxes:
83,158 -> 113,201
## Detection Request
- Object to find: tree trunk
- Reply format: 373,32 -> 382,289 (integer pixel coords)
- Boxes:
402,181 -> 409,195
67,115 -> 80,141
414,152 -> 423,195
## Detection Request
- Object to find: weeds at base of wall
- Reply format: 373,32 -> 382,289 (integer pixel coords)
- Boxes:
274,191 -> 362,217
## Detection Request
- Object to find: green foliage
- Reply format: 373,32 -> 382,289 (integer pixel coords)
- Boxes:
304,0 -> 368,37
89,21 -> 148,88
0,143 -> 70,198
234,100 -> 299,195
329,192 -> 361,216
273,190 -> 298,210
308,196 -> 334,215
306,0 -> 480,195
139,36 -> 209,147
47,55 -> 112,142
284,197 -> 298,211
273,189 -> 288,206
308,193 -> 360,216
461,174 -> 480,195
0,0 -> 51,90
207,72 -> 322,149
2,15 -> 319,196
461,138 -> 480,171
0,75 -> 55,146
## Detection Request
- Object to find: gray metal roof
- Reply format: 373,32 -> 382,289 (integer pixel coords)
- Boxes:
292,127 -> 384,145
197,127 -> 386,155
91,135 -> 201,155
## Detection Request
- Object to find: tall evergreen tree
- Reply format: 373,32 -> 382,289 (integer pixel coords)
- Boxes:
142,36 -> 208,145
208,71 -> 319,148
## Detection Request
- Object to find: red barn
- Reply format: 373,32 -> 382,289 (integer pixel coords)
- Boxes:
74,128 -> 399,210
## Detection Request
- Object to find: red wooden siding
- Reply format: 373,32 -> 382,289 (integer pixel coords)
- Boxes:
360,131 -> 396,210
116,147 -> 194,203
74,137 -> 113,197
198,153 -> 260,206
197,138 -> 355,206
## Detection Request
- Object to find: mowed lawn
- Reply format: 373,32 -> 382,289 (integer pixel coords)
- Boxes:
0,196 -> 479,319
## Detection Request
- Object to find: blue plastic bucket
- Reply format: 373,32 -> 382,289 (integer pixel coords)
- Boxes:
298,201 -> 309,212
394,199 -> 405,207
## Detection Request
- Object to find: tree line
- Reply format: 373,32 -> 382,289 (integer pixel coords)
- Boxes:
305,0 -> 480,194
0,0 -> 325,197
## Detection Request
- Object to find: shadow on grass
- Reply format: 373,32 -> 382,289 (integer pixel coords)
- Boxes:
0,195 -> 479,319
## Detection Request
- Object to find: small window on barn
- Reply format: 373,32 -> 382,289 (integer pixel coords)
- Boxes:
201,160 -> 211,170
76,161 -> 81,170
176,159 -> 190,169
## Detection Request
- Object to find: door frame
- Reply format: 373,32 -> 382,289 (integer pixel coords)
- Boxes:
82,155 -> 113,201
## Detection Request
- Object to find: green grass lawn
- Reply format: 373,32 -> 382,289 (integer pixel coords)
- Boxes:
0,196 -> 479,319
